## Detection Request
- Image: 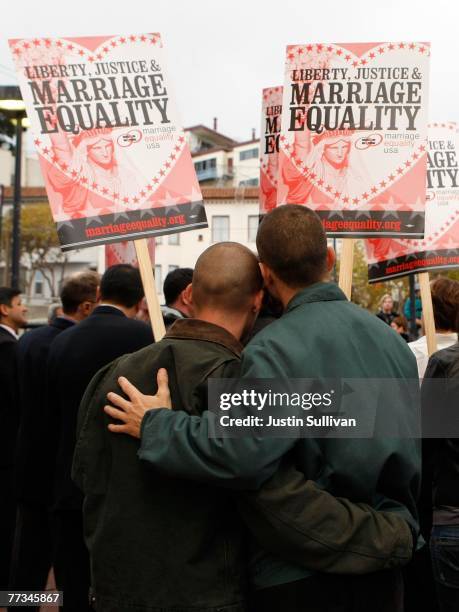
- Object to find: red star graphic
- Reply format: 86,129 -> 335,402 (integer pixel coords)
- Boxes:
140,35 -> 147,42
397,167 -> 404,174
52,154 -> 59,163
362,192 -> 369,199
147,185 -> 153,191
112,192 -> 119,199
369,52 -> 375,59
56,41 -> 63,48
389,174 -> 395,181
13,48 -> 21,56
352,61 -> 358,67
310,172 -> 316,180
360,59 -> 367,65
34,138 -> 41,146
405,160 -> 411,167
280,135 -> 286,142
380,181 -> 387,188
129,35 -> 136,42
412,153 -> 419,160
409,43 -> 415,50
88,56 -> 95,62
345,54 -> 351,61
159,169 -> 165,176
67,44 -> 74,51
97,54 -> 103,60
91,182 -> 98,190
399,42 -> 405,49
33,39 -> 41,46
353,198 -> 359,205
334,190 -> 341,198
316,44 -> 323,51
297,48 -> 303,55
378,47 -> 385,54
371,186 -> 378,194
419,145 -> 426,151
325,185 -> 332,193
306,44 -> 313,51
102,187 -> 109,194
120,37 -> 127,44
103,47 -> 109,53
153,177 -> 159,184
140,190 -> 146,197
343,196 -> 349,203
317,179 -> 324,186
111,41 -> 117,47
81,177 -> 88,184
165,162 -> 171,169
44,39 -> 51,46
60,162 -> 68,171
388,43 -> 394,50
133,196 -> 139,203
336,49 -> 343,56
42,147 -> 50,155
178,136 -> 185,143
288,53 -> 294,60
23,42 -> 30,49
123,196 -> 129,204
78,49 -> 84,56
419,46 -> 426,53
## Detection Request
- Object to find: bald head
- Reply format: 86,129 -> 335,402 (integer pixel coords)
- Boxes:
192,242 -> 263,314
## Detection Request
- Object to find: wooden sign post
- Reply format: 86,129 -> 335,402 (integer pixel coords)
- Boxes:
338,239 -> 356,300
418,272 -> 437,356
134,239 -> 166,341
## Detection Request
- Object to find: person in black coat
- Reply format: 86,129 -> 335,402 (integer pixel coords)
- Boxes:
0,287 -> 28,589
9,272 -> 99,605
46,264 -> 154,611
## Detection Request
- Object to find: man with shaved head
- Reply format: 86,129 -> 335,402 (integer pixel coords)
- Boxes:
102,207 -> 420,612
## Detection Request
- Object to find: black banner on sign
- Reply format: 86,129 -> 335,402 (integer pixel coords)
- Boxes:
368,248 -> 459,283
315,209 -> 425,238
56,201 -> 207,251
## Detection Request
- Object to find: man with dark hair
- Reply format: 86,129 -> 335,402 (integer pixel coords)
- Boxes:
107,206 -> 420,612
9,271 -> 99,605
73,243 -> 413,612
162,267 -> 193,327
46,264 -> 153,611
409,277 -> 459,377
0,288 -> 27,590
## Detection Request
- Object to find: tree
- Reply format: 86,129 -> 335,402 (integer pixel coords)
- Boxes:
2,202 -> 68,295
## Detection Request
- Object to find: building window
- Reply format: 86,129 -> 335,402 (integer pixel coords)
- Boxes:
212,216 -> 230,242
239,148 -> 259,161
239,178 -> 259,187
168,233 -> 180,245
168,265 -> 179,274
194,158 -> 217,172
34,270 -> 44,296
154,265 -> 162,294
248,215 -> 259,243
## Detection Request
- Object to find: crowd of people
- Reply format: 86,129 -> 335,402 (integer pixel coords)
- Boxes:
0,205 -> 458,612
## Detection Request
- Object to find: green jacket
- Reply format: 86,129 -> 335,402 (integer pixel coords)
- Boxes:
139,283 -> 421,589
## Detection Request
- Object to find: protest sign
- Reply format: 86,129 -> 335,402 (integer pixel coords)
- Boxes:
105,237 -> 155,268
9,33 -> 207,252
367,123 -> 459,282
277,42 -> 430,238
260,87 -> 282,214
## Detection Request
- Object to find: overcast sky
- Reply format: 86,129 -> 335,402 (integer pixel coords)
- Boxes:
1,0 -> 457,143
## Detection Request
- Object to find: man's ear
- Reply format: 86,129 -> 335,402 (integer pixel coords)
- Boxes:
253,289 -> 264,314
259,262 -> 273,287
0,303 -> 9,318
182,283 -> 193,306
326,246 -> 336,273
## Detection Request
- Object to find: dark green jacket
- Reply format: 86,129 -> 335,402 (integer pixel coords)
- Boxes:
73,320 -> 248,612
139,283 -> 421,588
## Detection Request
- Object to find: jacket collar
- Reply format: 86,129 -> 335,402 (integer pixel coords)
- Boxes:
52,316 -> 76,331
91,305 -> 126,318
286,282 -> 347,313
166,318 -> 243,358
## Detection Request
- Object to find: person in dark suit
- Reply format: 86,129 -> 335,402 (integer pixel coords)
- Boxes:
9,271 -> 99,606
0,287 -> 28,589
46,264 -> 154,611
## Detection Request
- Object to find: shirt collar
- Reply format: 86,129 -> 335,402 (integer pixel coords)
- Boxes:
0,324 -> 19,339
165,318 -> 243,357
286,282 -> 347,313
